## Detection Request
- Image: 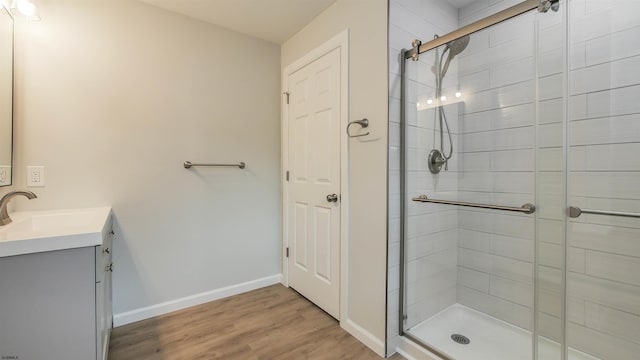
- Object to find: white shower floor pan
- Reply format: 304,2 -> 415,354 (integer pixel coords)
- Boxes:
405,304 -> 598,360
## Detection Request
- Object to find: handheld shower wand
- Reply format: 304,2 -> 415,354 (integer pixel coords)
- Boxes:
428,35 -> 470,174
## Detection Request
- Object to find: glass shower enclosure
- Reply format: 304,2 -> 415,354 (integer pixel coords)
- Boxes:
396,0 -> 640,359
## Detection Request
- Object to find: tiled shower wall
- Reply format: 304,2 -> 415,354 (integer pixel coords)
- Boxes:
388,0 -> 640,358
387,0 -> 459,354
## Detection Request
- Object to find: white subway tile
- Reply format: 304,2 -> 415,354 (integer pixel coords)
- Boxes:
570,41 -> 587,70
489,12 -> 534,47
538,265 -> 562,293
494,171 -> 534,194
585,250 -> 640,287
539,48 -> 563,77
539,242 -> 562,269
538,219 -> 564,245
568,271 -> 640,316
538,23 -> 563,54
462,80 -> 534,114
568,321 -> 640,360
539,98 -> 563,124
457,267 -> 490,293
587,84 -> 640,118
539,147 -> 563,171
583,143 -> 640,171
491,253 -> 533,284
538,122 -> 563,148
586,25 -> 640,66
458,247 -> 492,273
570,94 -> 588,120
571,55 -> 640,95
459,171 -> 493,192
492,103 -> 536,129
538,287 -> 562,318
493,126 -> 534,150
489,275 -> 533,307
538,171 -> 563,196
571,171 -> 640,200
537,312 -> 562,342
539,73 -> 563,101
569,221 -> 640,258
584,301 -> 640,344
492,149 -> 534,171
490,56 -> 534,88
537,193 -> 565,220
571,2 -> 640,44
570,114 -> 640,146
460,69 -> 491,95
458,228 -> 491,252
491,234 -> 533,262
457,285 -> 532,330
461,152 -> 492,172
568,247 -> 586,273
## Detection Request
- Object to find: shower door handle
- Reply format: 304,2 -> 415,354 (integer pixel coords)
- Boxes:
326,194 -> 339,203
569,206 -> 640,219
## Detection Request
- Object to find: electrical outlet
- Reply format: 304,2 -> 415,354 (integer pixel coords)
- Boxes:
27,166 -> 45,187
0,166 -> 10,186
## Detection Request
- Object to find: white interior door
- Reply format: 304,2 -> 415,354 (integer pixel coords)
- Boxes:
286,47 -> 341,319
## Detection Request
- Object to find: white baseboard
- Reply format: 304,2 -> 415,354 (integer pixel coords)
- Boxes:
113,274 -> 282,327
341,318 -> 386,357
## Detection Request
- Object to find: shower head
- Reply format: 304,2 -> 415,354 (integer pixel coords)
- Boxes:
446,35 -> 470,57
440,35 -> 470,78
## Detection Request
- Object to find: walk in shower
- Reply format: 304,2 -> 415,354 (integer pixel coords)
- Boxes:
389,0 -> 640,359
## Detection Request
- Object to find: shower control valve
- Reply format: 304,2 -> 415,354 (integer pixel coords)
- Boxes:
428,149 -> 447,174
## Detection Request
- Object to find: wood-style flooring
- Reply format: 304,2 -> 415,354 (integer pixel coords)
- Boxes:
109,284 -> 405,359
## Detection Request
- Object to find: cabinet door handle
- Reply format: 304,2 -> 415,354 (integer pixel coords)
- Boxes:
106,263 -> 114,272
103,247 -> 110,255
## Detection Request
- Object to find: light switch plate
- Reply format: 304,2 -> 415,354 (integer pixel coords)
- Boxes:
27,166 -> 45,187
0,166 -> 10,186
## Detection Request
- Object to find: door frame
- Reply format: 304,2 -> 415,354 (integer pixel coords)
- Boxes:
281,29 -> 349,321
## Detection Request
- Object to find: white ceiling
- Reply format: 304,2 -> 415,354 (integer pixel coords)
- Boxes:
446,0 -> 478,8
138,0 -> 337,44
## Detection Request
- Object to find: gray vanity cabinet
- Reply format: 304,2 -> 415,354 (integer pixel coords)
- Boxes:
0,223 -> 113,360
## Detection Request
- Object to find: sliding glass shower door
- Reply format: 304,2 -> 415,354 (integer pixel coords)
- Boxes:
398,0 -> 640,359
400,5 -> 557,359
564,0 -> 640,358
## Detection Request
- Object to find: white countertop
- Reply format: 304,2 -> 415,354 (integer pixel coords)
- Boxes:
0,207 -> 112,258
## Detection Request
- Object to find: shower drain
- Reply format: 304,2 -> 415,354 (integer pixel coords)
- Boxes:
451,334 -> 470,345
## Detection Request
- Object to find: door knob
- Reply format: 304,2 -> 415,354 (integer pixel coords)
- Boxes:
326,194 -> 339,203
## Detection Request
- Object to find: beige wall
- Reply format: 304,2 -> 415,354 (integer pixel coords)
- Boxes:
0,8 -> 12,169
282,0 -> 389,350
6,0 -> 282,317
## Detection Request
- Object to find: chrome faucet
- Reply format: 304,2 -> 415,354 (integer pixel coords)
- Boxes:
0,190 -> 38,226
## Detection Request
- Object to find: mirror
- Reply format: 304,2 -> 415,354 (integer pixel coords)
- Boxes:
0,4 -> 12,186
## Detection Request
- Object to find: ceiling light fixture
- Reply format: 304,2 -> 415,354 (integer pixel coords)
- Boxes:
4,0 -> 40,20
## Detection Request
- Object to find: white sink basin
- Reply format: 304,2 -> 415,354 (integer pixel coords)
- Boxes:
0,207 -> 112,257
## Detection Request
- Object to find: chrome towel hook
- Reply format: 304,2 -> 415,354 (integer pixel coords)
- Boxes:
347,118 -> 369,138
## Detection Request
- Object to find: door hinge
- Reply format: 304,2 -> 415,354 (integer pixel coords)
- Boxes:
286,247 -> 289,258
286,171 -> 289,181
283,91 -> 290,104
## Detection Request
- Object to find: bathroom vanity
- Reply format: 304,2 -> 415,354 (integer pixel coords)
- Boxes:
0,207 -> 113,360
